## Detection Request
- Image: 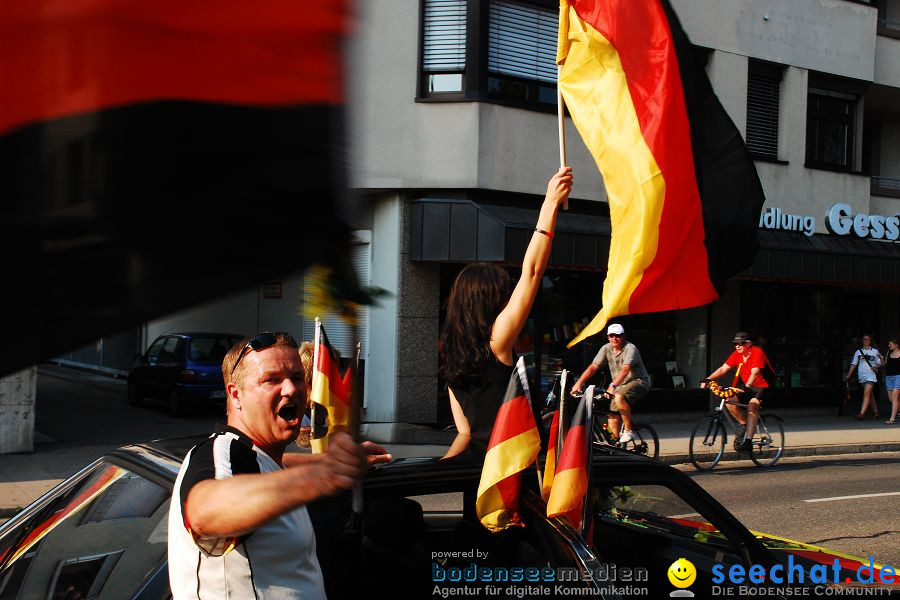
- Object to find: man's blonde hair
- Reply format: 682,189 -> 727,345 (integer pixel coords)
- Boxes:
298,341 -> 315,388
222,333 -> 298,388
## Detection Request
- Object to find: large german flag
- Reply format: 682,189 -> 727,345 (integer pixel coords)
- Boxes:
310,323 -> 352,454
0,0 -> 352,376
560,0 -> 765,347
547,393 -> 588,528
476,357 -> 541,532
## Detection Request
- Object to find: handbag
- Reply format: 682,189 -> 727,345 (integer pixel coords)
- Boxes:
857,348 -> 881,385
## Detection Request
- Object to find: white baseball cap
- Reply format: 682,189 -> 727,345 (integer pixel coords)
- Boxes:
607,323 -> 624,335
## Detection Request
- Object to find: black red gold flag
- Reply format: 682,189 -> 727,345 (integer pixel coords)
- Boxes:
0,0 -> 353,375
558,0 -> 766,346
476,357 -> 541,532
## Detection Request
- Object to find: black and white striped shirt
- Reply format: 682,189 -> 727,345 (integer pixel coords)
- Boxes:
168,427 -> 325,599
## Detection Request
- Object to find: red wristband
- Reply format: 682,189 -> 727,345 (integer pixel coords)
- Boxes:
534,227 -> 554,239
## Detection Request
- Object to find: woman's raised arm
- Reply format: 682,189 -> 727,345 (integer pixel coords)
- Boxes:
490,167 -> 572,364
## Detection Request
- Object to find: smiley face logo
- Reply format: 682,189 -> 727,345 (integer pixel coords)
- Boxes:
667,558 -> 696,588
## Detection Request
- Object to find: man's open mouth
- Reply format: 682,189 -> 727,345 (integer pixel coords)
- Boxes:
277,402 -> 301,423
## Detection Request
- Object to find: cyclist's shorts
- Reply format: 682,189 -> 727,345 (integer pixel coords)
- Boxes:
745,386 -> 767,402
618,379 -> 651,405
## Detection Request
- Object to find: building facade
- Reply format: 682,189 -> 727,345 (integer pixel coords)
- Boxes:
64,0 -> 900,423
349,0 -> 900,421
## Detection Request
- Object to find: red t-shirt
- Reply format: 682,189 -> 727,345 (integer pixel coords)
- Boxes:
725,348 -> 770,388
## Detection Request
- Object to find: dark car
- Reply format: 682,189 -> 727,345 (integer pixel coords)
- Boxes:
0,440 -> 894,599
127,333 -> 243,416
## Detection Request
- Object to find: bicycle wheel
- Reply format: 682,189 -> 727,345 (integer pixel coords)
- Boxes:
750,415 -> 784,467
689,416 -> 726,471
618,423 -> 659,459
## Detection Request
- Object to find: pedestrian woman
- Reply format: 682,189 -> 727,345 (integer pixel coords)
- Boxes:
883,337 -> 900,424
846,334 -> 883,420
439,167 -> 573,460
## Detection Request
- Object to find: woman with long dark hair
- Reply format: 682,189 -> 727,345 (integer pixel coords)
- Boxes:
440,167 -> 573,459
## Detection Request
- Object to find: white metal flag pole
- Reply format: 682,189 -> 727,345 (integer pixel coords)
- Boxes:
557,65 -> 569,211
310,317 -> 321,448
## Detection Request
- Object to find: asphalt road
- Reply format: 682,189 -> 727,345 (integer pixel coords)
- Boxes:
678,453 -> 900,569
36,364 -> 219,447
31,365 -> 900,571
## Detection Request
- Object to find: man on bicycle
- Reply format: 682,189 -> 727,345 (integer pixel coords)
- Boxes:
571,323 -> 651,444
701,331 -> 771,452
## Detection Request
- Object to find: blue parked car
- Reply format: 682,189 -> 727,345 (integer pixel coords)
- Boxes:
127,333 -> 243,416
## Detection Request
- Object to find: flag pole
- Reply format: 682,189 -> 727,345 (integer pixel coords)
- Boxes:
557,370 -> 568,461
310,318 -> 321,448
580,385 -> 595,536
350,319 -> 363,514
557,65 -> 569,211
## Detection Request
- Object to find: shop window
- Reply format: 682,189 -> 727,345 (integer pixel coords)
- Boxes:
746,60 -> 782,160
533,273 -> 707,396
739,282 -> 865,395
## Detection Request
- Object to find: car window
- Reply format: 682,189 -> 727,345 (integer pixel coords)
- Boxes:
188,337 -> 241,364
145,338 -> 166,359
594,484 -> 734,550
159,337 -> 181,362
590,482 -> 745,596
0,461 -> 170,600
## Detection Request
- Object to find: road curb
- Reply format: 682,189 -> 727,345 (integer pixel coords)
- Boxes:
659,442 -> 900,466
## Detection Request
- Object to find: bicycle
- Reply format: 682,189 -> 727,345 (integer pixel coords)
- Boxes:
571,388 -> 660,459
688,381 -> 785,471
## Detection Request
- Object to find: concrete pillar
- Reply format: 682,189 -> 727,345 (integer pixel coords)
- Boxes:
0,367 -> 36,453
396,201 -> 440,423
365,194 -> 401,421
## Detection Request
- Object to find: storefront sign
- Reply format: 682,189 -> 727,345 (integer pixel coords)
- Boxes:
759,207 -> 815,236
825,203 -> 900,241
759,204 -> 900,241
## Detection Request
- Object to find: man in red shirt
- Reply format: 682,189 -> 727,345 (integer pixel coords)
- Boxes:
701,331 -> 770,452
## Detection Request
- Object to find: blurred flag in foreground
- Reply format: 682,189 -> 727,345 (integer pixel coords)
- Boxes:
0,0 -> 354,376
310,321 -> 353,454
558,0 -> 766,347
476,357 -> 541,532
547,393 -> 588,528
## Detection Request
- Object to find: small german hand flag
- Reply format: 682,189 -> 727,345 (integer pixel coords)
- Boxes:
547,394 -> 588,528
476,357 -> 541,532
541,410 -> 560,502
310,322 -> 353,454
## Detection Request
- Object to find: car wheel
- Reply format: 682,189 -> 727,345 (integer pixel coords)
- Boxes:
127,379 -> 142,406
168,390 -> 185,417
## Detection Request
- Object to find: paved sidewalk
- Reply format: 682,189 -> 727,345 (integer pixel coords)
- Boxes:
1,410 -> 898,519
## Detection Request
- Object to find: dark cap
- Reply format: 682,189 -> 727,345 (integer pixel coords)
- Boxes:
731,331 -> 751,344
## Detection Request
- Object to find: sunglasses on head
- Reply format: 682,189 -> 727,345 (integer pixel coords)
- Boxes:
231,331 -> 298,375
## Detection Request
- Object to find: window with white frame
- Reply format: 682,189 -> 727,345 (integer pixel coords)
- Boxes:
421,0 -> 467,93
